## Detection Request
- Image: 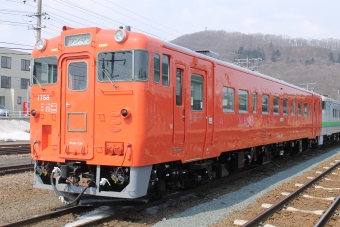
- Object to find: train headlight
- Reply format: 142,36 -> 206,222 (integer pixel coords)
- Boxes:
114,29 -> 127,43
36,39 -> 47,51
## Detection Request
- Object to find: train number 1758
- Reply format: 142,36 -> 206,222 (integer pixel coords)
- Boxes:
37,95 -> 50,101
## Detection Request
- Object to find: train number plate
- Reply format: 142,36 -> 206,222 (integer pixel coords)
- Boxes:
65,33 -> 91,47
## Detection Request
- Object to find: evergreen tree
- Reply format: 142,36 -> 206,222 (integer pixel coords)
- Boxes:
329,52 -> 335,62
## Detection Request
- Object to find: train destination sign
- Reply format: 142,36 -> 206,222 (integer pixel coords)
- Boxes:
65,33 -> 91,47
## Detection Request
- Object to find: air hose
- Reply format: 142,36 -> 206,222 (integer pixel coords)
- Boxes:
50,167 -> 90,205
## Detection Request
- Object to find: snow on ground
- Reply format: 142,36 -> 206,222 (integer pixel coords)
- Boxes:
0,120 -> 30,141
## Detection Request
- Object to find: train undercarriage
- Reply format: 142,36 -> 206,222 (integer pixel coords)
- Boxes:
34,135 -> 339,206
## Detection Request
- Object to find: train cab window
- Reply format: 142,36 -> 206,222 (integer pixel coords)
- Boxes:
134,50 -> 149,81
191,75 -> 203,111
253,93 -> 257,113
68,62 -> 87,91
32,56 -> 58,85
162,55 -> 170,86
283,99 -> 288,115
176,69 -> 183,106
98,51 -> 132,81
291,100 -> 296,116
298,102 -> 302,116
223,87 -> 234,112
262,94 -> 269,114
273,96 -> 279,114
153,53 -> 160,83
238,90 -> 248,113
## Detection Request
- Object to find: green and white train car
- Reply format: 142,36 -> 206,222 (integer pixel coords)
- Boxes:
320,96 -> 340,144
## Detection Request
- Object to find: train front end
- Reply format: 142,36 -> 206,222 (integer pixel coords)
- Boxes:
30,26 -> 154,204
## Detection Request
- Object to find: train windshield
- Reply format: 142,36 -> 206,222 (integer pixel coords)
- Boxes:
32,57 -> 58,85
97,50 -> 149,82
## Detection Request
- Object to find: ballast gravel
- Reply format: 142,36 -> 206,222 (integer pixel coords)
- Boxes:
152,147 -> 340,227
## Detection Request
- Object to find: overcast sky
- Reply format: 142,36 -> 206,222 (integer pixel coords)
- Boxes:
1,0 -> 340,51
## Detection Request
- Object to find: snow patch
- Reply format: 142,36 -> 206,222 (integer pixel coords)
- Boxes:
0,120 -> 30,141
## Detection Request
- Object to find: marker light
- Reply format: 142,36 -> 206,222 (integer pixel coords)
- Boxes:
31,109 -> 40,118
114,29 -> 127,43
36,39 -> 47,51
121,108 -> 131,118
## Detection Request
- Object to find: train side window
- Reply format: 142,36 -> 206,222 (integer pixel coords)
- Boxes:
304,103 -> 309,116
68,61 -> 87,91
176,69 -> 183,106
262,94 -> 269,114
238,90 -> 248,113
162,55 -> 170,86
153,53 -> 160,83
253,93 -> 257,113
222,87 -> 234,112
191,75 -> 203,111
273,96 -> 279,114
283,99 -> 288,115
322,101 -> 325,110
291,100 -> 296,116
134,50 -> 149,81
298,102 -> 302,116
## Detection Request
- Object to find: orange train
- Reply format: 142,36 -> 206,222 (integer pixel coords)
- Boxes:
30,26 -> 324,204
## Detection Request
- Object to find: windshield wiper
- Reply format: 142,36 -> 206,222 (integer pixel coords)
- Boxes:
33,75 -> 46,90
102,68 -> 118,88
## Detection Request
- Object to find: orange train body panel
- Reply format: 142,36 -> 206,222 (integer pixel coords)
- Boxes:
30,27 -> 322,167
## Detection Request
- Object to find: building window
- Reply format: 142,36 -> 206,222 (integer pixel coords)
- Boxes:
17,96 -> 21,104
162,55 -> 170,86
0,96 -> 4,106
223,87 -> 234,112
21,78 -> 30,89
191,74 -> 203,111
1,76 -> 11,88
283,99 -> 288,115
273,96 -> 279,114
1,56 -> 11,69
21,59 -> 30,71
153,53 -> 160,83
291,100 -> 296,116
253,93 -> 257,113
298,102 -> 302,116
238,90 -> 248,113
262,94 -> 269,114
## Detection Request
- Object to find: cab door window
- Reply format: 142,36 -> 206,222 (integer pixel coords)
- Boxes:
68,61 -> 87,91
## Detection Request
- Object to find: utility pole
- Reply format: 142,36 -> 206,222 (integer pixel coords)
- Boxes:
299,82 -> 316,91
36,0 -> 42,42
26,0 -> 47,43
331,84 -> 340,100
234,56 -> 262,70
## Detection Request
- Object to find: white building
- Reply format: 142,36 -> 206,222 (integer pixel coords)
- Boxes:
0,48 -> 31,113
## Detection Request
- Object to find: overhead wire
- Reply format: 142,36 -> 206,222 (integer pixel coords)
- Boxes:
103,0 -> 183,36
92,0 -> 178,39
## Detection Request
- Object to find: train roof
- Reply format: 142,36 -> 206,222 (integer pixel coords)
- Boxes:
163,40 -> 321,97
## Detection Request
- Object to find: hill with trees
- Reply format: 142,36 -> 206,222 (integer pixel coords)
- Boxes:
171,30 -> 340,99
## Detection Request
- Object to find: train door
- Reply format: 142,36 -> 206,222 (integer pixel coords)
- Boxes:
59,54 -> 94,160
173,66 -> 185,150
184,68 -> 207,162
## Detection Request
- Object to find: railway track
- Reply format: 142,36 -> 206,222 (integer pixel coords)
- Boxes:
0,163 -> 33,176
1,146 -> 337,227
2,156 -> 290,227
0,143 -> 30,155
234,158 -> 340,227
